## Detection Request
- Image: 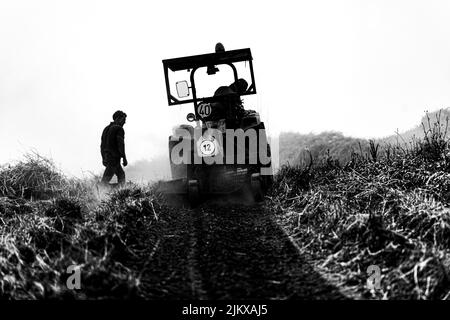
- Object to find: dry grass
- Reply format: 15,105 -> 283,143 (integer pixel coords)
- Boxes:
269,111 -> 450,299
0,152 -> 95,201
0,153 -> 164,299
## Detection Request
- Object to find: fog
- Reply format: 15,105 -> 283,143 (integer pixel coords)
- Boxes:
1,0 -> 450,178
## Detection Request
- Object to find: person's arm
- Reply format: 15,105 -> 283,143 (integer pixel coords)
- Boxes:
117,127 -> 127,166
100,127 -> 108,164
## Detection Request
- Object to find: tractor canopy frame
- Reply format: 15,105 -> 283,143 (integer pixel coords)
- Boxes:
162,48 -> 257,111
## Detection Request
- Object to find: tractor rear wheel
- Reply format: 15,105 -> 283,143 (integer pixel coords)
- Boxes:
250,173 -> 264,202
188,179 -> 200,207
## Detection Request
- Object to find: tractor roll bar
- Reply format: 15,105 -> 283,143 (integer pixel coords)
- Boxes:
162,48 -> 257,107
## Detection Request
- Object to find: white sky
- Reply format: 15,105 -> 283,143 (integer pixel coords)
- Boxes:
1,0 -> 450,177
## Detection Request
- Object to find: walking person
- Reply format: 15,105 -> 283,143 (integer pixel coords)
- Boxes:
100,110 -> 128,185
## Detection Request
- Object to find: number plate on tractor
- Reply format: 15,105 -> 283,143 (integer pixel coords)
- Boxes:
197,136 -> 221,157
197,102 -> 212,119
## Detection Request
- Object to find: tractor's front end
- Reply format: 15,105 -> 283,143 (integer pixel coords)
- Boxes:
160,44 -> 272,205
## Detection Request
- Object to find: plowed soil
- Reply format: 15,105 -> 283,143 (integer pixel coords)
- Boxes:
130,195 -> 347,300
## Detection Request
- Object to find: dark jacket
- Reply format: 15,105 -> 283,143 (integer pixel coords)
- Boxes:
101,122 -> 126,162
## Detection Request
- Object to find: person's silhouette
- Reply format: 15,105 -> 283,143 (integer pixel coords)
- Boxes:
100,110 -> 128,185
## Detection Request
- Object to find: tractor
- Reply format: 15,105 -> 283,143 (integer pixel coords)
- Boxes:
160,43 -> 272,205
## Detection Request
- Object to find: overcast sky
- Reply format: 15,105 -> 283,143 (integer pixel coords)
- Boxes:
1,0 -> 450,177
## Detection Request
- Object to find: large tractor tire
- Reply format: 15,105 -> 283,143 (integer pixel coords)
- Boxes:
188,179 -> 200,207
250,173 -> 264,202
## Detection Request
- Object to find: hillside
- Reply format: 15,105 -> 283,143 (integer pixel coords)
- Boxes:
279,131 -> 368,167
380,108 -> 450,144
278,108 -> 450,168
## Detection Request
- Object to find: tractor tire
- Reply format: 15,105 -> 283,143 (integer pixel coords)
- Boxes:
250,173 -> 264,202
188,179 -> 200,207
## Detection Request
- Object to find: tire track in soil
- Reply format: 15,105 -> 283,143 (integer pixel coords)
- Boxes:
135,202 -> 194,299
134,195 -> 347,299
187,209 -> 209,299
190,200 -> 348,299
